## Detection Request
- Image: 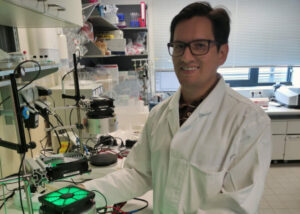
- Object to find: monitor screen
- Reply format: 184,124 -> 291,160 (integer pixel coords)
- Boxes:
155,71 -> 180,92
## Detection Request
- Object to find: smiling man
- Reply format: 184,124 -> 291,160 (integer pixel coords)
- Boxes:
82,2 -> 271,213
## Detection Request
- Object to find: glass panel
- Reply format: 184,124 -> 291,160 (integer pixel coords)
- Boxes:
155,71 -> 179,92
218,67 -> 250,80
258,67 -> 288,83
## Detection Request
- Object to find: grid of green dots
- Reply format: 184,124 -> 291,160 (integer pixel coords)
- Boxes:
44,187 -> 89,206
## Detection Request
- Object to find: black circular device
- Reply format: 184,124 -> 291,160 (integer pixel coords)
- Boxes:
60,193 -> 74,199
90,153 -> 118,166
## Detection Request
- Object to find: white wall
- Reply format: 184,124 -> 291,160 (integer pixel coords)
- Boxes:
292,67 -> 300,86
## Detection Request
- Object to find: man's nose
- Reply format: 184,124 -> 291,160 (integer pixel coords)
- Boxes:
181,46 -> 194,62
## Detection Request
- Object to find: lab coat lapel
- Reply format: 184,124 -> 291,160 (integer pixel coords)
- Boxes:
167,89 -> 181,136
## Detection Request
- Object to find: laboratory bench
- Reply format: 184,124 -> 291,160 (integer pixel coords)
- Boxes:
0,129 -> 153,214
265,103 -> 300,161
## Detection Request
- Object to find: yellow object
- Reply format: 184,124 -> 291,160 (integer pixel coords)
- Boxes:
59,141 -> 69,153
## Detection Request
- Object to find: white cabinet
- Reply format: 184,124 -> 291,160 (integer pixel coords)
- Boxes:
271,119 -> 300,160
0,0 -> 82,27
284,135 -> 300,160
271,135 -> 285,160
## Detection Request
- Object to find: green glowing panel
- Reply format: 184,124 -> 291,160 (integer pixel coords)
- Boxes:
64,198 -> 76,205
47,192 -> 61,197
58,188 -> 69,194
39,185 -> 95,212
53,199 -> 65,206
73,194 -> 87,200
69,187 -> 80,194
46,196 -> 60,202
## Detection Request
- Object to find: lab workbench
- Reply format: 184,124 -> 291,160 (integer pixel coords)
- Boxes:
265,103 -> 300,161
0,129 -> 153,214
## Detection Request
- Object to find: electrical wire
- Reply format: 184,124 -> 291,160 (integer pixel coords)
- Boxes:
0,60 -> 41,107
38,113 -> 62,153
27,128 -> 34,158
0,191 -> 15,210
127,198 -> 149,213
93,190 -> 108,213
69,108 -> 78,138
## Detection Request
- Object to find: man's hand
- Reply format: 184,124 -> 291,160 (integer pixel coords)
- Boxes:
76,184 -> 86,189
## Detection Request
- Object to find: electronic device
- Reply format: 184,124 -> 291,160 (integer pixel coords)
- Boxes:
39,152 -> 91,182
89,153 -> 118,166
155,70 -> 179,92
38,186 -> 96,214
81,96 -> 117,135
274,86 -> 300,108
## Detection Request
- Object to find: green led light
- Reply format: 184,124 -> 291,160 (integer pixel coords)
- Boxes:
58,188 -> 69,194
69,187 -> 80,194
47,192 -> 61,198
39,186 -> 94,210
53,198 -> 65,206
64,198 -> 76,205
73,194 -> 87,200
45,196 -> 60,202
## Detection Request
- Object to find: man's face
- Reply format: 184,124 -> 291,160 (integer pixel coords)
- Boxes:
172,16 -> 228,93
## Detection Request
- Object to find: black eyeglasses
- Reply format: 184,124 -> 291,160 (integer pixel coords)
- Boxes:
167,39 -> 218,57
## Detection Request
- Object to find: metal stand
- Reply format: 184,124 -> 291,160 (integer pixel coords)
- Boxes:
0,74 -> 35,214
61,53 -> 85,154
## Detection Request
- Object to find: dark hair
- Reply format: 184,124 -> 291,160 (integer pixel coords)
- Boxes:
170,2 -> 230,49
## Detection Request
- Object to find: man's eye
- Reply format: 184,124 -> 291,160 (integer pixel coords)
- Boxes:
193,43 -> 206,49
173,44 -> 185,49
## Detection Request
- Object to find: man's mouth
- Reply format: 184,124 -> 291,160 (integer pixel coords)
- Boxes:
181,66 -> 199,73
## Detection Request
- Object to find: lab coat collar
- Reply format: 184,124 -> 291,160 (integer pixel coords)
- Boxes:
193,74 -> 226,116
167,74 -> 226,133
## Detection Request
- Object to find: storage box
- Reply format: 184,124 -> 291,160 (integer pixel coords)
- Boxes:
105,39 -> 126,52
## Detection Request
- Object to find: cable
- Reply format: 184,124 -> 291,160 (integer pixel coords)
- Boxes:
61,69 -> 74,82
0,60 -> 41,107
93,190 -> 107,213
0,191 -> 15,210
69,108 -> 78,138
27,128 -> 34,158
18,153 -> 26,214
38,113 -> 62,153
127,198 -> 149,213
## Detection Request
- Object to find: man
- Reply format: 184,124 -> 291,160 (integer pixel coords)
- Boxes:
82,2 -> 271,213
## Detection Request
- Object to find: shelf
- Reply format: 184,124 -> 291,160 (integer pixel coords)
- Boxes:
88,16 -> 118,31
82,54 -> 148,58
0,64 -> 59,85
82,3 -> 100,22
120,27 -> 147,31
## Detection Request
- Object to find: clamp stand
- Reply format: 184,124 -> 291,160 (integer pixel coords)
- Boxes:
61,53 -> 85,154
0,73 -> 36,214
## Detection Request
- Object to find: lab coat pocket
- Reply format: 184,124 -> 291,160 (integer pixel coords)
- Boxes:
189,163 -> 226,201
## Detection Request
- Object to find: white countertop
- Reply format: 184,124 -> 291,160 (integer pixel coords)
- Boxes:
265,102 -> 300,116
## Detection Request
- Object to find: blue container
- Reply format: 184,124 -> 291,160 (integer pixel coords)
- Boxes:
130,21 -> 140,27
117,13 -> 125,21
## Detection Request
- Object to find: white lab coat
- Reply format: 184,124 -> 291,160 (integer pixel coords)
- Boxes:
84,76 -> 272,214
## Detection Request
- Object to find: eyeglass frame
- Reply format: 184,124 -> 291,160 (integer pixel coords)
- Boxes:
167,39 -> 219,57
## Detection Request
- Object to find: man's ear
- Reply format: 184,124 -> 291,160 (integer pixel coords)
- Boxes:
218,43 -> 229,66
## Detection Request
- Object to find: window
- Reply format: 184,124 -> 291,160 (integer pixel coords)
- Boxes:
219,66 -> 292,87
218,67 -> 250,81
258,67 -> 290,83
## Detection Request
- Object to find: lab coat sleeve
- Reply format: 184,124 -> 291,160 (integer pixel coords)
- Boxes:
83,115 -> 153,205
198,111 -> 272,214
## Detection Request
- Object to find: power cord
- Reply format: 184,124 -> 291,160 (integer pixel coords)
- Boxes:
93,190 -> 108,213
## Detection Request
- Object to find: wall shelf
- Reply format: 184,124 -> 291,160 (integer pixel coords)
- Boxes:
88,16 -> 118,31
0,64 -> 59,85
